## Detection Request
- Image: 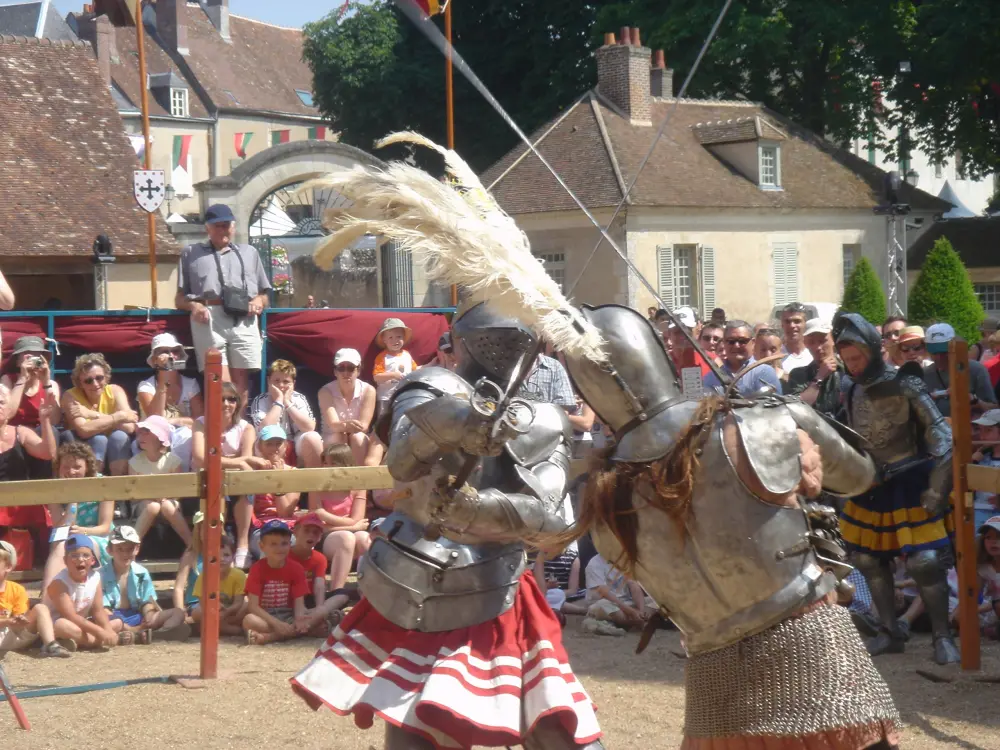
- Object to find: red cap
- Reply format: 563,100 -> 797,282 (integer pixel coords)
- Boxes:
297,512 -> 324,531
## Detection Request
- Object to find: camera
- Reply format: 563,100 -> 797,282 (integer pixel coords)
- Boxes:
28,356 -> 46,369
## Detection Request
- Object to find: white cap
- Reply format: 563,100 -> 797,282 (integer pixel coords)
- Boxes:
334,348 -> 362,367
978,515 -> 1000,534
925,323 -> 956,353
667,306 -> 698,329
804,318 -> 832,337
972,409 -> 1000,427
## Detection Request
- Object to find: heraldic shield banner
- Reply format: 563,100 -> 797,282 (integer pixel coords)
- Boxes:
133,169 -> 166,213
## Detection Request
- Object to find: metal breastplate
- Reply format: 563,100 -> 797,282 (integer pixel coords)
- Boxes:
359,512 -> 526,632
848,382 -> 918,467
592,410 -> 834,655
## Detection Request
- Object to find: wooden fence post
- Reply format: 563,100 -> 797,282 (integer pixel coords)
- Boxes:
948,338 -> 980,671
200,349 -> 224,680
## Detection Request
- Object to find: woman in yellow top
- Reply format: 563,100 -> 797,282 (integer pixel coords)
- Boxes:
61,353 -> 138,476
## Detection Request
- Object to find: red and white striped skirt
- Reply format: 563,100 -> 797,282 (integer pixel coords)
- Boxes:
291,572 -> 601,749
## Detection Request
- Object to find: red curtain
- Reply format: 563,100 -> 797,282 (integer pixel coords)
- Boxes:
0,319 -> 48,360
265,310 -> 451,380
53,315 -> 192,354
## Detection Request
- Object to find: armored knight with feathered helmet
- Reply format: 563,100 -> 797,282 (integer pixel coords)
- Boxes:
291,134 -> 605,749
558,304 -> 903,750
833,312 -> 959,665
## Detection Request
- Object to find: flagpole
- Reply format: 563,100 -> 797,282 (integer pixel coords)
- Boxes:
135,0 -> 159,308
445,0 -> 457,307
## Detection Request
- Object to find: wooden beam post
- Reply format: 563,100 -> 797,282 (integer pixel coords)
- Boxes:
200,349 -> 224,680
948,337 -> 980,671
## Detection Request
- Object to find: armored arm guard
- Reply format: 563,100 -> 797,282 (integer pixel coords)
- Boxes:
901,375 -> 953,511
383,369 -> 476,482
784,400 -> 876,497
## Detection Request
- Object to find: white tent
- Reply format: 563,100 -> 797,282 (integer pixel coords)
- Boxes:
938,180 -> 977,218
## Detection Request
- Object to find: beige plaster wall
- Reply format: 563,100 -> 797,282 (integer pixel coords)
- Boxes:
106,262 -> 179,310
141,121 -> 211,216
217,114 -> 330,171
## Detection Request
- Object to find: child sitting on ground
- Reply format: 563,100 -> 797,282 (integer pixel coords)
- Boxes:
583,552 -> 655,636
191,533 -> 247,637
310,444 -> 370,593
291,513 -> 349,628
243,520 -> 325,645
101,525 -> 189,645
0,540 -> 71,657
372,317 -> 417,410
976,516 -> 1000,639
42,534 -> 117,651
42,442 -> 115,592
129,415 -> 191,546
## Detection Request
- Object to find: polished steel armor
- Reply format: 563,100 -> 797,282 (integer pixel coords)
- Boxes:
360,365 -> 573,633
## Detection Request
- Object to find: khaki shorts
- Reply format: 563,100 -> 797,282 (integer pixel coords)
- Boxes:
191,308 -> 262,371
0,627 -> 39,651
587,595 -> 658,620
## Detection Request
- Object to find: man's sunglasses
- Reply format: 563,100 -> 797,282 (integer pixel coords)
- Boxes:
882,330 -> 902,340
899,343 -> 925,354
700,334 -> 723,343
83,374 -> 106,385
726,337 -> 752,346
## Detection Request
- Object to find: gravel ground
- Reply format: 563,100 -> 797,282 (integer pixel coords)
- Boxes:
2,625 -> 999,749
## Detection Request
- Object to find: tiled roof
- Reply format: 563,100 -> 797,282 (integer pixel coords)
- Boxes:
908,217 -> 1000,269
182,12 -> 318,116
0,36 -> 177,257
0,2 -> 78,42
484,94 -> 951,215
691,117 -> 759,145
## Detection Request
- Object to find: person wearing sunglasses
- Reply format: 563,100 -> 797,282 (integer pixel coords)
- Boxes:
703,320 -> 783,397
894,326 -> 931,367
62,353 -> 137,476
318,348 -> 376,464
880,316 -> 907,366
697,322 -> 724,365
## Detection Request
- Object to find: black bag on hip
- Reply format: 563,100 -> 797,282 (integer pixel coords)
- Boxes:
213,247 -> 251,318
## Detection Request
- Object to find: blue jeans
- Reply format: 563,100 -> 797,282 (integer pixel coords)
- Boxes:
74,430 -> 132,471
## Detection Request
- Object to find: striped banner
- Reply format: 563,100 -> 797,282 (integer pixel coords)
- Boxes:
308,126 -> 327,140
172,134 -> 192,172
234,131 -> 254,158
271,130 -> 291,146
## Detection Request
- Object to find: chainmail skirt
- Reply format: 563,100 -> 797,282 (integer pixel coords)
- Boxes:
682,604 -> 900,750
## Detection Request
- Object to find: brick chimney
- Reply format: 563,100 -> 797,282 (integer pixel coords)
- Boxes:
204,0 -> 231,42
650,49 -> 674,98
156,0 -> 188,55
595,27 -> 652,124
94,14 -> 114,85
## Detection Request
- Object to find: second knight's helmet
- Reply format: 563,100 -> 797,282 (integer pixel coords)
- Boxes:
565,304 -> 684,463
450,301 -> 538,387
832,312 -> 886,385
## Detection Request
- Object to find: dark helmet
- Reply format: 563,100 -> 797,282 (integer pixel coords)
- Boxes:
450,301 -> 538,385
833,312 -> 885,385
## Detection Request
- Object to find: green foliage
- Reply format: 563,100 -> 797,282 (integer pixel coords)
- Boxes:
839,257 -> 886,324
303,1 -> 615,171
907,237 -> 984,342
597,0 -> 998,175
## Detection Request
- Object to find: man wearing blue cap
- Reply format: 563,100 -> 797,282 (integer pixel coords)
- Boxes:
175,203 -> 272,403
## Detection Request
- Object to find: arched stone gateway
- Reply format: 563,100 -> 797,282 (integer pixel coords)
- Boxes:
195,140 -> 384,234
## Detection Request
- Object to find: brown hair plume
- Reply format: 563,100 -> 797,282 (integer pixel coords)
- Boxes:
541,396 -> 725,576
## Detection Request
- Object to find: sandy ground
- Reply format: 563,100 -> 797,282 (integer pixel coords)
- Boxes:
2,626 -> 998,749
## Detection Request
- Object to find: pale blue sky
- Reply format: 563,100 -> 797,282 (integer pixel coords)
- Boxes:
11,1 -> 350,29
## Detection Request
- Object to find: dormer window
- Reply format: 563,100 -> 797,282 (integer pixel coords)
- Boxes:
170,88 -> 189,118
759,144 -> 780,188
296,89 -> 314,107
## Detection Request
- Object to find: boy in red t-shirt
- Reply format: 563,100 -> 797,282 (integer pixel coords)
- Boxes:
291,513 -> 351,628
243,520 -> 324,645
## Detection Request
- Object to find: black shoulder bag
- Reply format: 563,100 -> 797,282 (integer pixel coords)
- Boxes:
212,246 -> 251,318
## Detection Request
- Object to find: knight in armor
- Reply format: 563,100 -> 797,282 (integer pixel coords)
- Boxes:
558,304 -> 901,750
292,301 -> 603,750
833,312 -> 960,665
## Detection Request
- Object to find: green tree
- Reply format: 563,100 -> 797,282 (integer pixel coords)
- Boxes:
597,0 -> 999,174
907,237 -> 984,342
303,1 -> 615,171
839,257 -> 886,325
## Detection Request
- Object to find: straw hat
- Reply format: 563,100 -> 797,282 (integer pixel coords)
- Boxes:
375,317 -> 413,348
896,325 -> 925,345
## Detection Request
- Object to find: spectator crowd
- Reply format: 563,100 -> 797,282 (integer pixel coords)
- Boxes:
1,203 -> 997,657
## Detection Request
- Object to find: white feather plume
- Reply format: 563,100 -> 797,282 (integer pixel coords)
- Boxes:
301,132 -> 607,364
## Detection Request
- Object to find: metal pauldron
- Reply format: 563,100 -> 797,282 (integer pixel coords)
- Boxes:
358,535 -> 527,632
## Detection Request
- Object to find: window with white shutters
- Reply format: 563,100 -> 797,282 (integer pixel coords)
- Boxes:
533,252 -> 566,293
673,245 -> 695,307
657,245 -> 675,309
772,242 -> 799,307
700,245 -> 716,318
